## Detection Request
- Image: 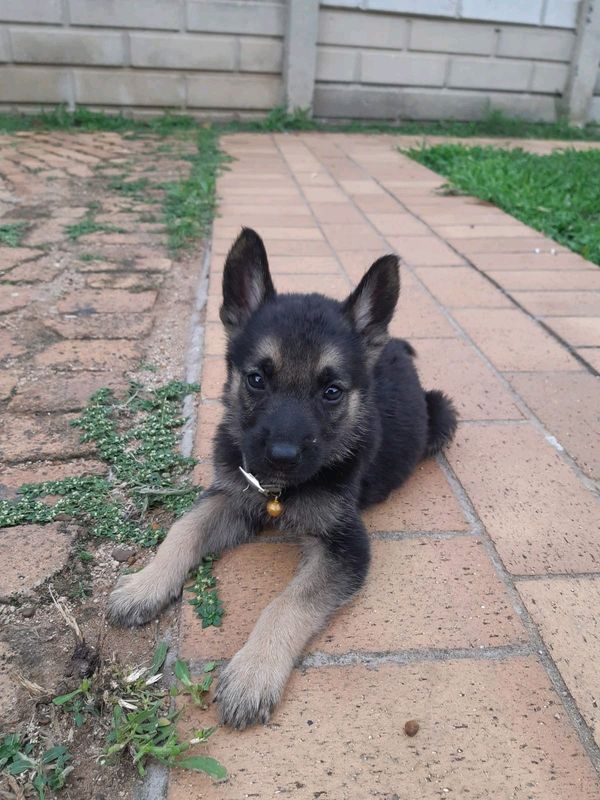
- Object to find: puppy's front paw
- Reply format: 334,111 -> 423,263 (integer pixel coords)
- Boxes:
214,649 -> 287,730
107,569 -> 175,627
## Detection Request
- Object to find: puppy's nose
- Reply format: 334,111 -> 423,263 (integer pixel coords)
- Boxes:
267,441 -> 300,467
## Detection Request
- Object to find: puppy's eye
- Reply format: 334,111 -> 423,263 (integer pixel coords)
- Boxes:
247,372 -> 266,390
323,384 -> 343,403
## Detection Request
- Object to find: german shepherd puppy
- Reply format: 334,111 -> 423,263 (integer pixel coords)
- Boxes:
108,228 -> 457,729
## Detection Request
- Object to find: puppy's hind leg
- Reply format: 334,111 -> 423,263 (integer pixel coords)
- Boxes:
108,489 -> 250,627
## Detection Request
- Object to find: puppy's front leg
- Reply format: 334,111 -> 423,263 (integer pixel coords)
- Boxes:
108,489 -> 251,627
215,522 -> 370,729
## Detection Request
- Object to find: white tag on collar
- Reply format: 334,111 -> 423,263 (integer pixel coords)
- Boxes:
239,465 -> 267,495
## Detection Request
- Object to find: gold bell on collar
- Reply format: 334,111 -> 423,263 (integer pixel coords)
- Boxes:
239,465 -> 284,519
266,497 -> 283,518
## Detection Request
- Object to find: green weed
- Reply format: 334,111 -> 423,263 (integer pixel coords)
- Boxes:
50,644 -> 226,782
247,106 -> 317,132
173,660 -> 217,707
408,143 -> 600,266
65,214 -> 126,241
2,105 -> 600,142
0,734 -> 73,800
162,126 -> 229,253
0,222 -> 29,247
0,381 -> 201,546
107,176 -> 152,200
187,555 -> 223,628
77,548 -> 94,563
0,106 -> 197,135
53,677 -> 96,727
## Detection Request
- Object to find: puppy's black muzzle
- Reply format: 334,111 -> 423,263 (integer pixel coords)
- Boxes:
266,441 -> 301,470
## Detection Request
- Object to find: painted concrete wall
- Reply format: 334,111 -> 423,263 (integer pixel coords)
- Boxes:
0,0 -> 598,122
0,0 -> 285,118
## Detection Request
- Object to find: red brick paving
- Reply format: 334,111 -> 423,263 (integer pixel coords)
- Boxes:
171,659 -> 600,800
174,132 -> 600,799
2,130 -> 600,798
0,130 -> 198,598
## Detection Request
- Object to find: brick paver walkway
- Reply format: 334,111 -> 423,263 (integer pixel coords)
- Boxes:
1,130 -> 599,799
171,133 -> 600,800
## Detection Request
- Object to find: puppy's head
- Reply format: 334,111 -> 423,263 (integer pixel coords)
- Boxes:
219,228 -> 399,487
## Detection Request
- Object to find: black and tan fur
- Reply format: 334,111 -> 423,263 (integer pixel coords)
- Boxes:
108,228 -> 457,729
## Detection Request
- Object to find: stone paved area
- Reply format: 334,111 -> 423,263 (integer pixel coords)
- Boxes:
0,129 -> 199,746
171,133 -> 600,800
1,130 -> 600,799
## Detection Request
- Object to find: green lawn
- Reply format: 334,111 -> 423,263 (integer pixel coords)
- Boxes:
408,144 -> 600,266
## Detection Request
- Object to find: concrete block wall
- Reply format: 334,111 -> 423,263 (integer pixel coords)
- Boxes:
592,61 -> 600,121
0,0 -> 285,116
0,0 -> 598,122
314,5 -> 578,122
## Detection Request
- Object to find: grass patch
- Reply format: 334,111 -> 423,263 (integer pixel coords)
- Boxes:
0,383 -> 227,796
0,222 -> 29,247
2,105 -> 600,141
408,143 -> 600,266
107,175 -> 152,200
0,381 -> 202,546
231,106 -> 600,140
4,105 -> 599,258
0,107 -> 199,136
162,126 -> 228,252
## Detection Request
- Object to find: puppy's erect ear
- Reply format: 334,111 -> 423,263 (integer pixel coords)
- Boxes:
343,255 -> 399,357
220,228 -> 275,334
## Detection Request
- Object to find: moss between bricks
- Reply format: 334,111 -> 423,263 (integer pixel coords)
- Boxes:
0,381 -> 224,622
0,221 -> 29,247
0,381 -> 201,545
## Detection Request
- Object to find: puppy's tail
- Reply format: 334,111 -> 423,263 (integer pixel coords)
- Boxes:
425,389 -> 457,457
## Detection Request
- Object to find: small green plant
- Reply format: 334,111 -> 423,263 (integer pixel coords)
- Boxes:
0,221 -> 29,246
65,206 -> 126,241
53,677 -> 96,727
50,644 -> 226,782
187,555 -> 224,628
0,734 -> 73,799
107,175 -> 151,200
0,381 -> 201,546
2,104 -> 600,141
103,657 -> 223,778
174,660 -> 217,707
78,548 -> 94,563
254,106 -> 317,132
79,252 -> 105,262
